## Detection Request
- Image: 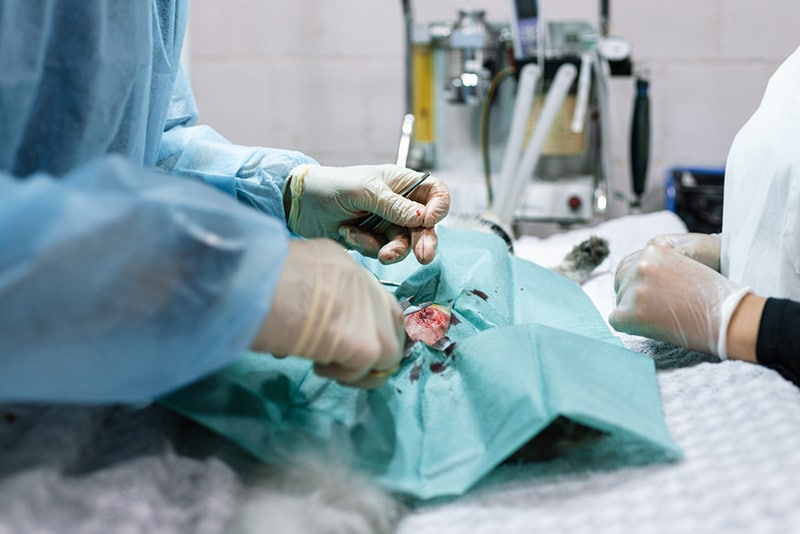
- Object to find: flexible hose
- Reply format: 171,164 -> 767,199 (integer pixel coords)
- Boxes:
479,66 -> 517,206
494,62 -> 578,228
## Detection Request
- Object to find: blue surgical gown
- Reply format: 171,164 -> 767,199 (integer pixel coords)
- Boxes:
0,1 -> 317,402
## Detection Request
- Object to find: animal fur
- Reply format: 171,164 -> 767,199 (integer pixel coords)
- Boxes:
550,235 -> 610,284
443,213 -> 610,285
230,456 -> 405,534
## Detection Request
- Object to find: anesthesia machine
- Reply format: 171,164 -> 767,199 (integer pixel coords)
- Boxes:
397,0 -> 647,232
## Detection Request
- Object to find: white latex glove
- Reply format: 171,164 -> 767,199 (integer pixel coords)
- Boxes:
647,232 -> 721,271
252,239 -> 405,388
284,164 -> 450,265
609,244 -> 751,359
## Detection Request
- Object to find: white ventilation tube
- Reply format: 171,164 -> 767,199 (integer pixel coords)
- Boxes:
494,62 -> 578,228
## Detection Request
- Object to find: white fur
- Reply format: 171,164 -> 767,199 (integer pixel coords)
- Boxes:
228,456 -> 405,534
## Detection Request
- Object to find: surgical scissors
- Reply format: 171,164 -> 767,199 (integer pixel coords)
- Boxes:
356,170 -> 432,234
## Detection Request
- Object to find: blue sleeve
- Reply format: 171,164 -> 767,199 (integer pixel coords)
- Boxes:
157,68 -> 318,223
0,156 -> 289,403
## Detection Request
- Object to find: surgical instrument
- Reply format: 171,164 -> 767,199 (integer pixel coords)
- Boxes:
357,170 -> 432,233
398,296 -> 434,316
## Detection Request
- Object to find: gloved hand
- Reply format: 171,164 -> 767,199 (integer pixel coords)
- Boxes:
609,244 -> 751,358
252,238 -> 405,388
284,164 -> 450,265
647,232 -> 722,271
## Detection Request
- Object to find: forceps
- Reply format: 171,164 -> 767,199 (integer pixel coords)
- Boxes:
397,296 -> 434,316
369,271 -> 433,315
356,170 -> 432,234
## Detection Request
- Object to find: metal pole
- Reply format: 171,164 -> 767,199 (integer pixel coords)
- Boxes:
599,0 -> 610,36
401,0 -> 413,115
397,0 -> 415,167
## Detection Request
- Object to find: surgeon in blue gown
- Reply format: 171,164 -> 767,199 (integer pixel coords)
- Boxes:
0,1 -> 450,402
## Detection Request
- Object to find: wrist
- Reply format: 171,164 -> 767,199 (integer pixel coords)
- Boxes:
284,165 -> 312,234
725,293 -> 767,362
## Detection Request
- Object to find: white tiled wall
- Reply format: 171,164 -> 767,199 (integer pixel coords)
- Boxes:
188,0 -> 799,216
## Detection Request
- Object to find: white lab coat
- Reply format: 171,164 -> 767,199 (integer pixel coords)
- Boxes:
721,45 -> 800,300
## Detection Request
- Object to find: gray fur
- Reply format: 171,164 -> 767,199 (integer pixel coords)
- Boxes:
551,235 -> 610,284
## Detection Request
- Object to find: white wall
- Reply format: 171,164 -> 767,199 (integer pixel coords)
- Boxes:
188,0 -> 799,215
